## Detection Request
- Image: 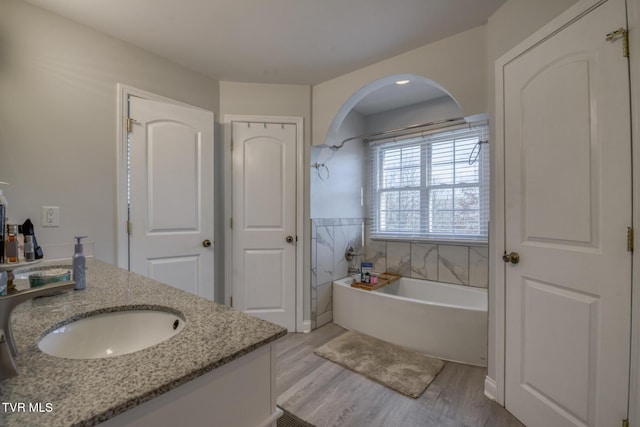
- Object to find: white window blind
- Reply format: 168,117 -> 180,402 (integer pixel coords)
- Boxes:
367,122 -> 489,242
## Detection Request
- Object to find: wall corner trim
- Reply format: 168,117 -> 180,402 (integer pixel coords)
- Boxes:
302,320 -> 312,333
484,376 -> 498,401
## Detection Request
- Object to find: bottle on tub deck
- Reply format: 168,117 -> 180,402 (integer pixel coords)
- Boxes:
72,236 -> 87,290
360,262 -> 373,284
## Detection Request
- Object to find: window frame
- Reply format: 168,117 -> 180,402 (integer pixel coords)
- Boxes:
369,124 -> 489,244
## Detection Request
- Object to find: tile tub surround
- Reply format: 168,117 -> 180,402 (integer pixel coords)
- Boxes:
365,241 -> 488,287
310,218 -> 488,329
364,223 -> 489,288
311,218 -> 363,329
0,260 -> 286,427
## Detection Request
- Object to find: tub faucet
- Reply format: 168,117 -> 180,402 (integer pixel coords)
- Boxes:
0,279 -> 75,379
344,246 -> 362,262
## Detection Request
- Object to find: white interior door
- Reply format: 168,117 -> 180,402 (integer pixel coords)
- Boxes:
502,0 -> 631,426
129,96 -> 214,300
231,121 -> 297,331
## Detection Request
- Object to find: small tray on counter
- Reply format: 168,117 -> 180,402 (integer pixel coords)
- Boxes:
351,272 -> 401,291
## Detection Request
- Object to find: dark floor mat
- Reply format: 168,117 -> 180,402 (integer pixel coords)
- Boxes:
277,406 -> 316,427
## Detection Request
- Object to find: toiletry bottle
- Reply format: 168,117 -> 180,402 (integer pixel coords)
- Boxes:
0,182 -> 8,263
6,225 -> 19,263
21,219 -> 43,259
72,236 -> 87,290
0,204 -> 3,264
24,235 -> 34,261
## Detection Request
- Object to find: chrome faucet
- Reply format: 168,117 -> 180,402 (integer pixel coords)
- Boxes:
345,246 -> 363,274
344,246 -> 362,262
0,279 -> 75,379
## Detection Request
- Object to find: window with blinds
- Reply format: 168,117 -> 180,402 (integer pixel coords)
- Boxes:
368,122 -> 489,242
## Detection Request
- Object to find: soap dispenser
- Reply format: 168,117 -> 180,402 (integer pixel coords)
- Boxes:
72,236 -> 87,290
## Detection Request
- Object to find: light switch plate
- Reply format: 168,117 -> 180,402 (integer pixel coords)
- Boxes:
42,206 -> 60,227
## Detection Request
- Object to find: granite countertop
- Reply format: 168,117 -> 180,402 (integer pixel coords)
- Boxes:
0,259 -> 287,427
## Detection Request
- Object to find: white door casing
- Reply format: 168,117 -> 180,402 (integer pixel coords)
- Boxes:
629,1 -> 640,424
231,120 -> 298,331
498,0 -> 632,426
128,95 -> 215,300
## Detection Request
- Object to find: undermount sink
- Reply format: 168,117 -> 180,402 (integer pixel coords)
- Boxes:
38,308 -> 185,359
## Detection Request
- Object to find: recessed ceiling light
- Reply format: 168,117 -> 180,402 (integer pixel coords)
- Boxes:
395,80 -> 410,85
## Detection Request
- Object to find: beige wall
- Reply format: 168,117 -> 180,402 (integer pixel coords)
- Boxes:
487,0 -> 579,65
312,25 -> 488,146
220,81 -> 311,120
0,0 -> 219,264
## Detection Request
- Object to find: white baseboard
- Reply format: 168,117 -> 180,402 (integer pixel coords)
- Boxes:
484,376 -> 497,401
40,242 -> 94,261
302,320 -> 312,333
317,311 -> 332,328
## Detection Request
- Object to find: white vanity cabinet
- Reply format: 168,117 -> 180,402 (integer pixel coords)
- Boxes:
101,343 -> 282,427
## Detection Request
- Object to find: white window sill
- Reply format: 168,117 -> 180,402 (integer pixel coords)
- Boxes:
369,235 -> 488,247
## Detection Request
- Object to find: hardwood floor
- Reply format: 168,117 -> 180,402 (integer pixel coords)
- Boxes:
276,323 -> 524,427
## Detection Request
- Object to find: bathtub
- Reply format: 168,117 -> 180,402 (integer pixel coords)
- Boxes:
333,276 -> 488,366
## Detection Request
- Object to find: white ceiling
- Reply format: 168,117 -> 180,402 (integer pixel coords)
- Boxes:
24,0 -> 506,85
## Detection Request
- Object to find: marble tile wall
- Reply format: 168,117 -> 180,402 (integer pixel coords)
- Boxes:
363,225 -> 489,288
310,218 -> 489,330
310,218 -> 364,329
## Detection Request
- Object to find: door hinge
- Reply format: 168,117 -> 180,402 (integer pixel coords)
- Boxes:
606,27 -> 629,58
627,226 -> 634,252
126,220 -> 132,235
230,139 -> 233,152
230,217 -> 233,229
126,117 -> 138,133
230,296 -> 233,307
622,419 -> 629,427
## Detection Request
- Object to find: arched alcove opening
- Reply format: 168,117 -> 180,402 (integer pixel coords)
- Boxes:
309,74 -> 485,330
324,73 -> 464,148
311,74 -> 467,222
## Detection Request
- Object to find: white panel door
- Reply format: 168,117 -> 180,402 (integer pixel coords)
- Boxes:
502,1 -> 631,426
232,122 -> 297,331
129,96 -> 214,300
